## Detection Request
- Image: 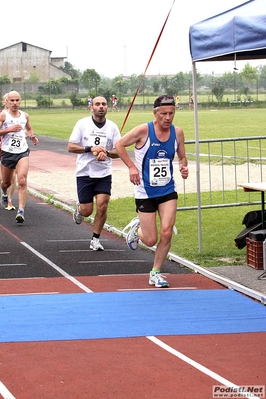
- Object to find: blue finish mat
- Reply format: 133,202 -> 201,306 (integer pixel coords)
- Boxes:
0,290 -> 265,342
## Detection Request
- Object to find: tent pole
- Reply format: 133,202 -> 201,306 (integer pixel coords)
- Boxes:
192,62 -> 202,253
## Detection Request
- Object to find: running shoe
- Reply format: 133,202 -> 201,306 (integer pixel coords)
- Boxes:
5,204 -> 16,211
90,238 -> 104,251
124,216 -> 140,250
1,190 -> 8,206
15,209 -> 25,223
149,271 -> 169,288
73,203 -> 83,224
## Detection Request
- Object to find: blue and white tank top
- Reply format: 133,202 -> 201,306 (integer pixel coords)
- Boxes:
134,121 -> 178,199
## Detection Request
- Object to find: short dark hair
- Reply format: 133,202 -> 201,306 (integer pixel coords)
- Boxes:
153,95 -> 175,108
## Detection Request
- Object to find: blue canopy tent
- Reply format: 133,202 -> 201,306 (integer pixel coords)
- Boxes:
189,0 -> 266,252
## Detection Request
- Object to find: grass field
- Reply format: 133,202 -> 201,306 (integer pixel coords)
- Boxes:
22,91 -> 266,108
27,107 -> 266,267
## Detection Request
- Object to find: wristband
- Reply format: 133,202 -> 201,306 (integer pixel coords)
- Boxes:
85,146 -> 92,153
106,150 -> 110,157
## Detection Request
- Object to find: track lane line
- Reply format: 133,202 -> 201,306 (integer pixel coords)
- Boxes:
147,336 -> 260,399
21,242 -> 93,293
0,381 -> 16,399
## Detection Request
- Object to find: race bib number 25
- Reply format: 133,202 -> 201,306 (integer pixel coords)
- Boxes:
149,158 -> 171,186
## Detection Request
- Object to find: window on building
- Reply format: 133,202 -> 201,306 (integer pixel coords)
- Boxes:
22,42 -> 27,52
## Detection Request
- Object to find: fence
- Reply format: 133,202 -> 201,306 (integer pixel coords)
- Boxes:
177,136 -> 266,210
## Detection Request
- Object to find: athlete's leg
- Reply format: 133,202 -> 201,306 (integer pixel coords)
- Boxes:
137,211 -> 158,248
16,156 -> 29,209
152,198 -> 177,271
93,193 -> 110,235
1,163 -> 14,192
7,169 -> 16,208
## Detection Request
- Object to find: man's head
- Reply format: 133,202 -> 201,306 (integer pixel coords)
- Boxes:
153,95 -> 175,110
6,91 -> 21,111
153,95 -> 176,129
91,96 -> 108,119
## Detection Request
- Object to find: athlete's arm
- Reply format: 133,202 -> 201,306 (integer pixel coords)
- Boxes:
25,114 -> 38,145
115,124 -> 148,185
176,126 -> 188,180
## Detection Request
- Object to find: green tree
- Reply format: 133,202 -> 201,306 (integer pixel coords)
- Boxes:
27,72 -> 40,83
212,80 -> 225,102
81,69 -> 101,93
170,72 -> 186,93
60,61 -> 81,80
0,75 -> 11,84
112,75 -> 126,95
258,65 -> 266,89
241,63 -> 258,86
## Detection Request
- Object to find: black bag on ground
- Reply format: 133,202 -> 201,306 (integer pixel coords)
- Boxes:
234,222 -> 262,249
242,209 -> 264,228
234,209 -> 266,249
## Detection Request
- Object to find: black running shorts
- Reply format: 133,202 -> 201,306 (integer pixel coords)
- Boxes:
77,175 -> 112,204
135,191 -> 178,213
1,149 -> 30,169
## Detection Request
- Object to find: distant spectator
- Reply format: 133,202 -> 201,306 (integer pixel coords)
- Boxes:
189,93 -> 194,110
175,94 -> 181,110
111,95 -> 119,112
87,96 -> 92,110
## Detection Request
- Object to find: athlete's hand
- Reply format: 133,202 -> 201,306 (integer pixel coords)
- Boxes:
129,165 -> 140,185
179,164 -> 188,179
30,135 -> 39,145
10,124 -> 22,132
92,146 -> 107,157
96,151 -> 107,162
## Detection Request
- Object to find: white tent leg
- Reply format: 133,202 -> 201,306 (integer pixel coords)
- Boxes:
192,61 -> 202,253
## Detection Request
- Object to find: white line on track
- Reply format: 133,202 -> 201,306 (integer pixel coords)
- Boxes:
0,381 -> 16,399
0,264 -> 26,267
147,336 -> 260,399
60,249 -> 125,252
21,242 -> 93,293
79,260 -> 146,263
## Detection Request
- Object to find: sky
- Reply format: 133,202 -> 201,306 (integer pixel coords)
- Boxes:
2,0 -> 265,78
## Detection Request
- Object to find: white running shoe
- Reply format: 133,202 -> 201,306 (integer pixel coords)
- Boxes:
73,204 -> 83,224
15,209 -> 25,224
124,217 -> 140,250
149,271 -> 169,288
90,238 -> 104,251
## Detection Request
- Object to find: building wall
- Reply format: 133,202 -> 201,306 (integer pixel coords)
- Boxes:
0,42 -> 70,82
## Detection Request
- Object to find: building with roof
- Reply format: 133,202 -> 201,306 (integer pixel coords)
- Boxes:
0,42 -> 71,83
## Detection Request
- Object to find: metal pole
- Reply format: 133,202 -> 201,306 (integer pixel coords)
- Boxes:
192,62 -> 202,253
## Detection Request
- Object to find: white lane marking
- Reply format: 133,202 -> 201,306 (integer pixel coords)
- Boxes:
21,242 -> 93,293
147,336 -> 260,399
60,249 -> 125,252
0,264 -> 27,267
119,287 -> 198,291
79,260 -> 146,263
0,381 -> 16,399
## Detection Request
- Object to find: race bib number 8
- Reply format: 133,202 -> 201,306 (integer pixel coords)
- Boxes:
88,130 -> 107,147
149,158 -> 171,186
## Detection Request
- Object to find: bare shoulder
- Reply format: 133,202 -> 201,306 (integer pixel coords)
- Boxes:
0,111 -> 6,122
130,123 -> 148,135
174,125 -> 185,141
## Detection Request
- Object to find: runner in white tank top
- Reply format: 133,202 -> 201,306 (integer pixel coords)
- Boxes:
0,91 -> 38,223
